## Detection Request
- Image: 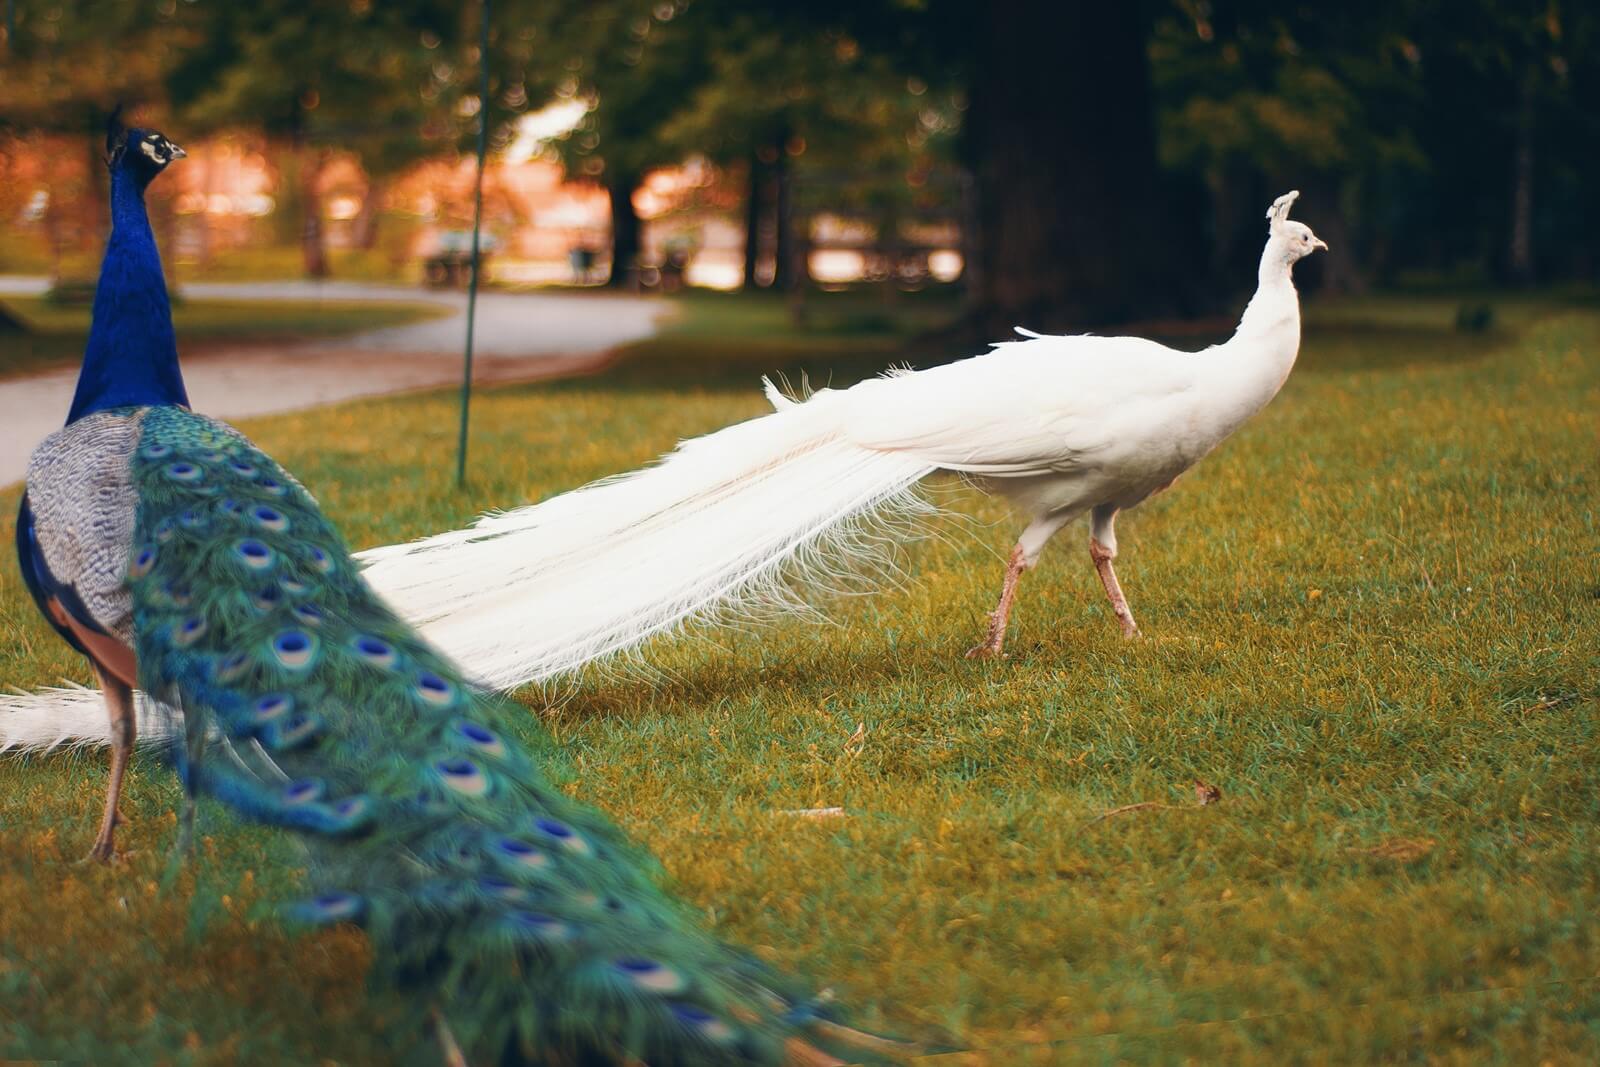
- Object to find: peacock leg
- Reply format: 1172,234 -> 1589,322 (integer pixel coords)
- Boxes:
965,544 -> 1027,658
431,1009 -> 469,1067
88,664 -> 137,863
171,696 -> 205,865
1089,506 -> 1138,639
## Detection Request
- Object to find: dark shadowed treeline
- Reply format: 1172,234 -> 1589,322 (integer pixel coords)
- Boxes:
1,1 -> 1595,326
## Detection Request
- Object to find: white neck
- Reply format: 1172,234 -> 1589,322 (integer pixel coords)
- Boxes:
1234,237 -> 1301,340
1197,236 -> 1304,435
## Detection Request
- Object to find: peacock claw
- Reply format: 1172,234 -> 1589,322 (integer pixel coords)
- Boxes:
81,838 -> 127,865
963,642 -> 1007,659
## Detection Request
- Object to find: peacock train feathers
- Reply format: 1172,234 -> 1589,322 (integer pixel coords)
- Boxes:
120,404 -> 901,1063
20,116 -> 919,1065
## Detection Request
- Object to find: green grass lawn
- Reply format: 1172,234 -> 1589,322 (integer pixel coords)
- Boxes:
0,295 -> 451,380
1,289 -> 1597,1063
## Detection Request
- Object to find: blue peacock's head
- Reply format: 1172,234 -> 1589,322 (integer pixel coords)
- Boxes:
105,109 -> 186,188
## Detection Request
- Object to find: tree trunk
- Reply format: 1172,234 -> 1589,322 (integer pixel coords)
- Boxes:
605,172 -> 641,289
963,0 -> 1194,333
1507,63 -> 1536,285
45,168 -> 64,284
781,165 -> 809,325
273,142 -> 303,246
1305,176 -> 1364,295
300,148 -> 330,279
197,143 -> 216,268
354,175 -> 384,250
83,109 -> 109,256
772,131 -> 798,293
742,152 -> 764,289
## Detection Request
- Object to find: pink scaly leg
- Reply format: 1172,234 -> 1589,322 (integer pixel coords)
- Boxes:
1089,505 -> 1138,639
965,544 -> 1027,659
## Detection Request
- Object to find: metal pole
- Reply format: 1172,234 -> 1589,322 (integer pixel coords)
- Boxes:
455,0 -> 491,487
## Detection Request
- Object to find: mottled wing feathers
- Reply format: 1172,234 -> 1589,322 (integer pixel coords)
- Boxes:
123,406 -> 901,1065
23,410 -> 143,644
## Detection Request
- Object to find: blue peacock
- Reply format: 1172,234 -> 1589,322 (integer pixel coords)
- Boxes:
16,114 -> 915,1066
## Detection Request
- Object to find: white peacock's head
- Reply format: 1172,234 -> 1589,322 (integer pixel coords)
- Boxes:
1264,191 -> 1328,262
1281,219 -> 1328,261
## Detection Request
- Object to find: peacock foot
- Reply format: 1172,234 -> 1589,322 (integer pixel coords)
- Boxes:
83,836 -> 119,864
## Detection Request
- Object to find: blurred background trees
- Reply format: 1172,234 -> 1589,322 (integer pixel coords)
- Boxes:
1,0 -> 1596,327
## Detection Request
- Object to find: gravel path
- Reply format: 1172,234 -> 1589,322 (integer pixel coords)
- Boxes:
0,279 -> 668,485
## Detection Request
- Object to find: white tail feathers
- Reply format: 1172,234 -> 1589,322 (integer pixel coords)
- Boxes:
365,384 -> 937,688
0,684 -> 169,752
7,384 -> 939,749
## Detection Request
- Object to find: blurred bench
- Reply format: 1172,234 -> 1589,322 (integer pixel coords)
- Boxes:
424,231 -> 499,288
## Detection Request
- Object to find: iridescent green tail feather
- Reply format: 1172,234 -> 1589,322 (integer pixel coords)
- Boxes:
126,406 -> 913,1065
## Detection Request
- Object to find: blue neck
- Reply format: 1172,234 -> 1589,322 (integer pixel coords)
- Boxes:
65,166 -> 188,424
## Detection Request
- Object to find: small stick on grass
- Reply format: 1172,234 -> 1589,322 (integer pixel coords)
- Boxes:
1077,801 -> 1177,831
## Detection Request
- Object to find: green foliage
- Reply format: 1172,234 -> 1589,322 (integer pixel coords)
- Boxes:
0,1 -> 202,131
167,1 -> 468,175
3,288 -> 1597,1061
1154,6 -> 1426,178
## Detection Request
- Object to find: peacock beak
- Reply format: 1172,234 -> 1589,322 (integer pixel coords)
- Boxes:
1312,237 -> 1328,252
168,143 -> 188,161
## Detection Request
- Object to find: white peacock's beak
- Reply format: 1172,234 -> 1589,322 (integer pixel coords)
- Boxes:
1311,237 -> 1328,252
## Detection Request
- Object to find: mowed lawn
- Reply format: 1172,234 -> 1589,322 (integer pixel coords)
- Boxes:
0,290 -> 1596,1063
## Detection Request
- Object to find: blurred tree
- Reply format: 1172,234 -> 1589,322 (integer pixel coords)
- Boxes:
1409,0 -> 1597,284
653,12 -> 956,291
958,1 -> 1200,329
0,0 -> 199,266
748,0 -> 1201,331
165,1 -> 465,277
1154,0 -> 1428,295
498,0 -> 710,287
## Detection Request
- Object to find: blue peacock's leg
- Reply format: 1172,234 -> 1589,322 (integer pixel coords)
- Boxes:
87,664 -> 136,863
430,1009 -> 469,1067
170,694 -> 205,866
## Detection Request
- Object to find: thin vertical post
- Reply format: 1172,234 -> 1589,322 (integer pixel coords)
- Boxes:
455,0 -> 491,487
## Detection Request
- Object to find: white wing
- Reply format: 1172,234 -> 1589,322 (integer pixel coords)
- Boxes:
840,333 -> 1200,477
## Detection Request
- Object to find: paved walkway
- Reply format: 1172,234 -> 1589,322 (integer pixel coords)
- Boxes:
0,278 -> 668,485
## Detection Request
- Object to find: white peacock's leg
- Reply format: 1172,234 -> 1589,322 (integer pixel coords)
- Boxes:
966,512 -> 1073,658
89,664 -> 136,863
1089,505 -> 1138,639
965,544 -> 1027,658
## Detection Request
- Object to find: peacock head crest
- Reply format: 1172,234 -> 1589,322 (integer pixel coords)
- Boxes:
1265,190 -> 1327,262
105,107 -> 186,188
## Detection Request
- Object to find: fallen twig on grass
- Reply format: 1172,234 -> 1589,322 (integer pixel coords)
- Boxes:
1346,838 -> 1435,863
1079,779 -> 1225,833
1077,801 -> 1178,830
